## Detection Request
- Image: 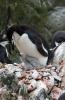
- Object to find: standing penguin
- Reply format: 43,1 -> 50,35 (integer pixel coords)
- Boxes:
6,25 -> 52,66
51,31 -> 65,48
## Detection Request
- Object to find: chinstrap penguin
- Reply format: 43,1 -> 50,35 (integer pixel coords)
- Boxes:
6,25 -> 53,66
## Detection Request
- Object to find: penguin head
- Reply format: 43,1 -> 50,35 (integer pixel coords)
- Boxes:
6,26 -> 16,53
51,31 -> 65,48
6,28 -> 11,41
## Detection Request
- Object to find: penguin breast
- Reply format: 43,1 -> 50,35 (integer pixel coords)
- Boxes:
12,32 -> 43,57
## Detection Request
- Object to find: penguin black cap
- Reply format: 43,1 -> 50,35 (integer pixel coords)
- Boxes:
51,31 -> 65,48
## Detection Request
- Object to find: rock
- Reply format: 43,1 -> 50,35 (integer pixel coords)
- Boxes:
29,80 -> 48,100
46,7 -> 65,32
59,65 -> 65,77
0,68 -> 7,75
43,75 -> 54,90
31,70 -> 40,79
15,71 -> 22,78
51,71 -> 61,82
43,72 -> 50,77
0,61 -> 65,100
47,76 -> 54,87
50,86 -> 62,100
29,88 -> 47,100
5,64 -> 23,78
28,79 -> 37,92
61,76 -> 65,90
0,85 -> 7,95
17,96 -> 23,100
4,91 -> 17,100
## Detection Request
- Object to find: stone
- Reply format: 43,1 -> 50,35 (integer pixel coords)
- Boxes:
46,7 -> 65,32
50,86 -> 62,100
29,80 -> 48,100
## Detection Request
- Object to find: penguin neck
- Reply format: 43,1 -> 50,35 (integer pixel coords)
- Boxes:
47,49 -> 54,65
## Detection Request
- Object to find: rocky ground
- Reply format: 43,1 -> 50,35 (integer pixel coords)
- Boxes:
0,43 -> 65,100
0,50 -> 65,100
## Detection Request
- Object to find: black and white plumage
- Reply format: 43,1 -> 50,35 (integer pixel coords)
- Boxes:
6,25 -> 52,66
53,42 -> 65,65
51,31 -> 65,48
0,41 -> 11,63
